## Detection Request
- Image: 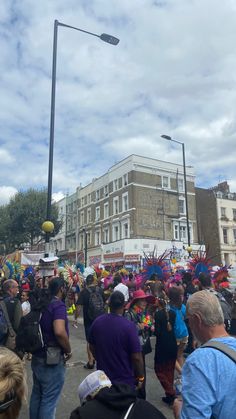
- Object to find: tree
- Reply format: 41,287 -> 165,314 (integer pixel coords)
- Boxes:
0,189 -> 62,253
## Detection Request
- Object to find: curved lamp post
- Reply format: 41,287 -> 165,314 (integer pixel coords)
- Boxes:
161,134 -> 192,255
44,20 -> 119,256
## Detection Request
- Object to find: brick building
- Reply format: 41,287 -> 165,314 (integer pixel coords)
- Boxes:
196,182 -> 236,265
50,154 -> 200,265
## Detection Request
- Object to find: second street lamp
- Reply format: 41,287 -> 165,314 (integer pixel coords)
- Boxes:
44,20 -> 119,256
161,134 -> 191,253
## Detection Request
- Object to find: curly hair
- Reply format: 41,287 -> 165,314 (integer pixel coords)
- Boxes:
0,348 -> 26,419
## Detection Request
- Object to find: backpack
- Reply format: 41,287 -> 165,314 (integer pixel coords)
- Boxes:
0,302 -> 9,344
87,287 -> 105,321
15,309 -> 44,354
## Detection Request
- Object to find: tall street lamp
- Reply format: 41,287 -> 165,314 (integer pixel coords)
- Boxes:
161,134 -> 191,254
44,20 -> 119,256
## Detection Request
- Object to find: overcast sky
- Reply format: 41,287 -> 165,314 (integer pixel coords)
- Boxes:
0,0 -> 236,205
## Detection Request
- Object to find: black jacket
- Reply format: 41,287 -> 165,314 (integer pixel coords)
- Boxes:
70,384 -> 166,419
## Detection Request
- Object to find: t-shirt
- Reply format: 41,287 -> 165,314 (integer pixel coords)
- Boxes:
154,309 -> 177,363
35,298 -> 69,357
181,336 -> 236,419
88,313 -> 141,387
170,304 -> 188,340
77,286 -> 105,327
114,283 -> 129,302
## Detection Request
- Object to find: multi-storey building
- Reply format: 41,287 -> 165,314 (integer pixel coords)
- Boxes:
196,182 -> 236,265
51,154 -> 200,265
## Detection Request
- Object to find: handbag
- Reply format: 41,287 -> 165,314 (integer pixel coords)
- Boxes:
0,301 -> 16,351
46,346 -> 63,365
140,332 -> 152,355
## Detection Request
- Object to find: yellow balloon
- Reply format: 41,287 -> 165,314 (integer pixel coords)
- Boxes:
42,220 -> 55,233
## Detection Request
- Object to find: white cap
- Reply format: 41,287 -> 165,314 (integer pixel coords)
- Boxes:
78,370 -> 111,404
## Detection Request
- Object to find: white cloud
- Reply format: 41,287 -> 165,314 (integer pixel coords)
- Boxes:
52,191 -> 65,203
0,149 -> 15,164
0,0 -> 236,202
0,186 -> 18,205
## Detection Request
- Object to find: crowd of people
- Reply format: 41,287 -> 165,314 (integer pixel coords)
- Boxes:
0,257 -> 236,418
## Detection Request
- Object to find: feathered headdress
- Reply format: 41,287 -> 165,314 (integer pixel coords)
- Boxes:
188,249 -> 212,279
213,265 -> 230,289
142,248 -> 171,283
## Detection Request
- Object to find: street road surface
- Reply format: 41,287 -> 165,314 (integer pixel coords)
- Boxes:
19,320 -> 173,419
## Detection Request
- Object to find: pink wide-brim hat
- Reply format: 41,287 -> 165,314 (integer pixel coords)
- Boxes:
126,289 -> 156,309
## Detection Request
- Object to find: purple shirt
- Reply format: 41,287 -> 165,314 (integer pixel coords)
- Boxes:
35,298 -> 69,357
89,313 -> 141,387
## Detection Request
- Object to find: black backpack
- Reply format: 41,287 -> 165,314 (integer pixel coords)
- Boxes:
15,309 -> 44,354
87,287 -> 105,321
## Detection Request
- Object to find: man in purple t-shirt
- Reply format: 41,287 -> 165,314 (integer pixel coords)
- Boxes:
89,291 -> 144,389
30,277 -> 71,419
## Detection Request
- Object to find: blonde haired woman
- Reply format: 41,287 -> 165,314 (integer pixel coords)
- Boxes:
0,347 -> 26,419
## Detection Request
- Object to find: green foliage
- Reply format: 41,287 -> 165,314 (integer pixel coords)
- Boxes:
0,189 -> 62,253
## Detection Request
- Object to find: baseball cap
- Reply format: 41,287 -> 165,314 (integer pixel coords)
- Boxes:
78,370 -> 111,404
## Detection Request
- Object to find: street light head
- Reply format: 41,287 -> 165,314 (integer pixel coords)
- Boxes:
100,33 -> 120,45
161,134 -> 172,141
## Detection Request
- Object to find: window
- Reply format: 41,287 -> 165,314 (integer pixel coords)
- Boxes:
178,178 -> 184,192
122,193 -> 128,212
80,211 -> 84,226
95,230 -> 101,245
173,222 -> 192,242
104,203 -> 109,219
162,176 -> 170,189
174,225 -> 179,240
123,222 -> 129,238
113,225 -> 120,241
233,229 -> 236,245
81,197 -> 84,207
95,206 -> 100,221
80,235 -> 84,250
114,179 -> 118,191
123,174 -> 128,186
87,232 -> 91,245
223,228 -> 228,244
104,185 -> 109,196
221,207 -> 226,217
233,209 -> 236,221
178,198 -> 185,214
96,190 -> 100,201
87,208 -> 91,223
180,226 -> 187,240
88,193 -> 91,204
103,228 -> 109,243
113,197 -> 119,215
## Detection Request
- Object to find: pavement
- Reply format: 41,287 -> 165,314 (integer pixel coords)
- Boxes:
19,316 -> 174,419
